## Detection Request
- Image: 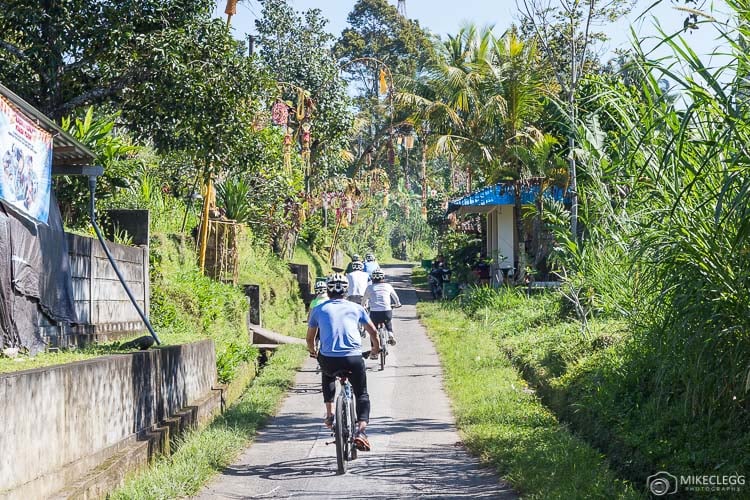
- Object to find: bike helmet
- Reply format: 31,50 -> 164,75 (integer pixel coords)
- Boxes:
372,268 -> 385,281
352,254 -> 361,262
351,260 -> 364,271
365,253 -> 375,262
314,281 -> 327,294
326,272 -> 349,294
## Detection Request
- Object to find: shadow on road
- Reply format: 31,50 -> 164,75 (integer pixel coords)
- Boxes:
221,445 -> 511,499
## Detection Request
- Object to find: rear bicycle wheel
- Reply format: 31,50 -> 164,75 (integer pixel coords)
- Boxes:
378,328 -> 387,370
347,396 -> 358,460
334,395 -> 347,474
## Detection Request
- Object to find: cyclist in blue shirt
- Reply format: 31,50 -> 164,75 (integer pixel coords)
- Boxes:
307,272 -> 380,451
363,253 -> 379,275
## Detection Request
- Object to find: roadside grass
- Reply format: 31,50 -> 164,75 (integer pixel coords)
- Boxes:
292,241 -> 330,278
450,285 -> 750,496
417,302 -> 639,499
110,344 -> 307,499
411,265 -> 428,288
0,338 -> 145,374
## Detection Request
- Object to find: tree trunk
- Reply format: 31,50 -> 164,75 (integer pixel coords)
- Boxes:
514,181 -> 524,283
421,143 -> 427,219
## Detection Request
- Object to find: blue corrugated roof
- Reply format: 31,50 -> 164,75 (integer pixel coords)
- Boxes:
447,181 -> 567,214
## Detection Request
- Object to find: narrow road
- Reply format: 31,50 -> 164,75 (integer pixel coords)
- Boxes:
196,264 -> 515,499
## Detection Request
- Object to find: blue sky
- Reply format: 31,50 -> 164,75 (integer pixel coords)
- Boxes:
214,1 -> 733,68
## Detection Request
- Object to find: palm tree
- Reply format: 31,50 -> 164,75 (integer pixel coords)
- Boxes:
397,25 -> 549,280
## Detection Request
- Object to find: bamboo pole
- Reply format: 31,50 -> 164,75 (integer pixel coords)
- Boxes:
199,176 -> 213,273
421,142 -> 427,219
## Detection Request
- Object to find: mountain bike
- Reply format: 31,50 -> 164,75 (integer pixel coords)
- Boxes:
327,370 -> 357,474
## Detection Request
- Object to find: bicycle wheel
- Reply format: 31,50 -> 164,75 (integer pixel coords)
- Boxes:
378,328 -> 387,370
348,396 -> 358,461
334,395 -> 347,474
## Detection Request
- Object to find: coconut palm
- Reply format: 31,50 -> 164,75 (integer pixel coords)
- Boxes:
397,25 -> 549,278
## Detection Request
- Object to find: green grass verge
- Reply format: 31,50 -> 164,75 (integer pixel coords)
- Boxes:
110,343 -> 307,499
292,241 -> 330,279
411,264 -> 428,288
0,338 -> 145,374
417,301 -> 639,499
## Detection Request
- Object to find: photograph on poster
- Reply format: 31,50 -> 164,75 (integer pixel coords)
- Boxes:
0,95 -> 52,223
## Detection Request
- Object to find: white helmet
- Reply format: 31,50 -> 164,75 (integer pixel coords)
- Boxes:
326,272 -> 349,294
351,260 -> 364,271
372,268 -> 385,281
365,253 -> 375,262
314,281 -> 327,294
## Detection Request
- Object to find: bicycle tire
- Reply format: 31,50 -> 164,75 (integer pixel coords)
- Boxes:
335,395 -> 346,474
378,327 -> 387,370
348,396 -> 357,461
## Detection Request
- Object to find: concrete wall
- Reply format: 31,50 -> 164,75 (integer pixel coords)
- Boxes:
0,340 -> 217,499
41,234 -> 150,347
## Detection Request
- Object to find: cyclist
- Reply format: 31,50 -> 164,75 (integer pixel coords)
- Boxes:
345,254 -> 362,274
346,260 -> 370,305
363,268 -> 401,345
307,273 -> 380,451
309,280 -> 329,312
363,253 -> 379,275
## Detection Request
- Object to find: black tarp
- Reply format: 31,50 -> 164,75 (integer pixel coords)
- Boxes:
0,192 -> 78,353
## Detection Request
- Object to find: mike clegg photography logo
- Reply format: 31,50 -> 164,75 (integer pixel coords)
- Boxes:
647,471 -> 746,496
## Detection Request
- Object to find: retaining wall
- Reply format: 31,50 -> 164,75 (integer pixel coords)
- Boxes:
0,340 -> 218,500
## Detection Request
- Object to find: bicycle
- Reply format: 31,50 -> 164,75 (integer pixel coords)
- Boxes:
327,369 -> 358,474
375,322 -> 388,370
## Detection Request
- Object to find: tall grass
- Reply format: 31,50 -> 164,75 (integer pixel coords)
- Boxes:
570,3 -> 750,420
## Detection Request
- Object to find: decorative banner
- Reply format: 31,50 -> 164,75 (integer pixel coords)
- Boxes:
0,95 -> 52,222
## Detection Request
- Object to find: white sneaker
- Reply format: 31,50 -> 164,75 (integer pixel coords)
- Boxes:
387,334 -> 396,346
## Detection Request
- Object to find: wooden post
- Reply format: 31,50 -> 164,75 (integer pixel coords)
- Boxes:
199,177 -> 212,273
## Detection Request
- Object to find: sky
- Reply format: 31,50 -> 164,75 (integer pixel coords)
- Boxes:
213,0 -> 734,67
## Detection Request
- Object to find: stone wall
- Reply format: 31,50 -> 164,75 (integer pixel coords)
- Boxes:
0,340 -> 218,499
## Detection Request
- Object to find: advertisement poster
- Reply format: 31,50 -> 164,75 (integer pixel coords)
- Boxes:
0,95 -> 52,223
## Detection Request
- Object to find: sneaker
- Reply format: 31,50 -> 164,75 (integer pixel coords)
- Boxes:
324,415 -> 334,429
387,334 -> 396,346
354,431 -> 371,451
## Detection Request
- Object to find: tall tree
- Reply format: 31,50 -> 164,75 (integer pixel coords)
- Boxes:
399,26 -> 550,276
255,0 -> 353,189
0,0 -> 215,119
335,0 -> 434,183
518,0 -> 635,239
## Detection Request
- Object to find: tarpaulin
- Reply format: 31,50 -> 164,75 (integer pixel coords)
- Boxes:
0,191 -> 78,352
446,181 -> 568,215
38,191 -> 77,324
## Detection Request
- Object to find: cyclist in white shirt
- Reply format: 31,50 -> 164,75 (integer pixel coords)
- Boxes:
346,260 -> 370,305
363,268 -> 401,345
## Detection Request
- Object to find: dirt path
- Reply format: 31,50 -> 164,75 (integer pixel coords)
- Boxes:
195,264 -> 515,499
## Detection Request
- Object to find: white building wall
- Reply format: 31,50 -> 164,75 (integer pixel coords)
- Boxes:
487,206 -> 515,285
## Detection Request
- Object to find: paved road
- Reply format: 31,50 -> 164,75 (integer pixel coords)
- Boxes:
196,264 -> 515,499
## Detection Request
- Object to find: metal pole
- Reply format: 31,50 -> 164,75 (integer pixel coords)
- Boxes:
88,176 -> 160,345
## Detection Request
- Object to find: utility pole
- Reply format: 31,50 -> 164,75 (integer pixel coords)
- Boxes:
398,0 -> 407,17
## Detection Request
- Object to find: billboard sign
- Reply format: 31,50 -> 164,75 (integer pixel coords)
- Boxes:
0,95 -> 52,223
